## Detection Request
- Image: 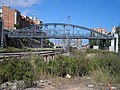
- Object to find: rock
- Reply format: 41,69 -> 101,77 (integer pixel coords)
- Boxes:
86,77 -> 91,79
37,80 -> 46,88
0,82 -> 17,90
88,85 -> 94,88
33,80 -> 48,88
23,88 -> 40,90
16,80 -> 25,89
106,86 -> 117,90
0,82 -> 8,90
0,80 -> 25,90
32,81 -> 38,87
112,87 -> 117,90
9,84 -> 17,90
40,80 -> 44,83
65,74 -> 71,79
0,80 -> 51,90
44,80 -> 51,85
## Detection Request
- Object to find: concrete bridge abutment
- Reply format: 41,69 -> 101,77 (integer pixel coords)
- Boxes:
109,34 -> 118,53
43,54 -> 58,61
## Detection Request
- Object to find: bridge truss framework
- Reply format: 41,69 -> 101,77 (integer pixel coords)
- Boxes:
8,23 -> 114,40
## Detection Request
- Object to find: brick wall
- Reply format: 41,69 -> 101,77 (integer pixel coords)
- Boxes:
2,6 -> 39,30
2,6 -> 15,30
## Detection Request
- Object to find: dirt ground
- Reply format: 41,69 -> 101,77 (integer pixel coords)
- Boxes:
49,77 -> 94,90
24,76 -> 102,90
24,76 -> 120,90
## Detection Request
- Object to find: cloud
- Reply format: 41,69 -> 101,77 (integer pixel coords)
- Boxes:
22,9 -> 29,15
0,0 -> 44,8
16,0 -> 43,8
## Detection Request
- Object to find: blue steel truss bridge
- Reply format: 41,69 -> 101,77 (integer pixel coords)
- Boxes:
8,23 -> 114,40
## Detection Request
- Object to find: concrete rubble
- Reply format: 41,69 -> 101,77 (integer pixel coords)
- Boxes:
0,80 -> 51,90
0,80 -> 25,90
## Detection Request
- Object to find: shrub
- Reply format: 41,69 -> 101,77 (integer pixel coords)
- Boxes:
0,49 -> 120,86
0,58 -> 35,86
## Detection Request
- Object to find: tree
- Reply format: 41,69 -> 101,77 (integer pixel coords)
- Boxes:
89,31 -> 110,49
43,39 -> 54,48
89,39 -> 97,48
14,24 -> 20,29
104,40 -> 111,49
49,42 -> 54,48
89,32 -> 97,48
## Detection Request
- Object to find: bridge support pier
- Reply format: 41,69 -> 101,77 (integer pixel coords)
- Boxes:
109,34 -> 118,52
41,38 -> 43,48
77,39 -> 82,49
43,54 -> 56,61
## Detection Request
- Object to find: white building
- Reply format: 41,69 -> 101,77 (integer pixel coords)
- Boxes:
0,7 -> 2,18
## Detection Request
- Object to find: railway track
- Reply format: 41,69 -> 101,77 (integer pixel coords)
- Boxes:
0,50 -> 63,59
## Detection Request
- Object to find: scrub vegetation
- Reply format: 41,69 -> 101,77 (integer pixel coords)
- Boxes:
0,49 -> 120,87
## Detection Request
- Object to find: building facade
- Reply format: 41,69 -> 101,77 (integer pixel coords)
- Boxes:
0,7 -> 2,18
20,15 -> 34,28
93,28 -> 107,34
1,5 -> 40,30
2,6 -> 17,29
33,17 -> 41,25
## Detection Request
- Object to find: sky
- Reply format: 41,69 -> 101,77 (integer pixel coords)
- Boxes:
0,0 -> 120,32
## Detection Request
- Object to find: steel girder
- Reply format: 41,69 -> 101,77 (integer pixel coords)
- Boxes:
8,23 -> 114,40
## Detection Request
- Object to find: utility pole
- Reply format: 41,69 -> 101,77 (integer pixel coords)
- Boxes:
66,16 -> 70,52
0,18 -> 4,51
8,2 -> 10,47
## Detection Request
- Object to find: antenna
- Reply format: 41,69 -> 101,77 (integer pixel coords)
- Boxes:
68,16 -> 70,25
